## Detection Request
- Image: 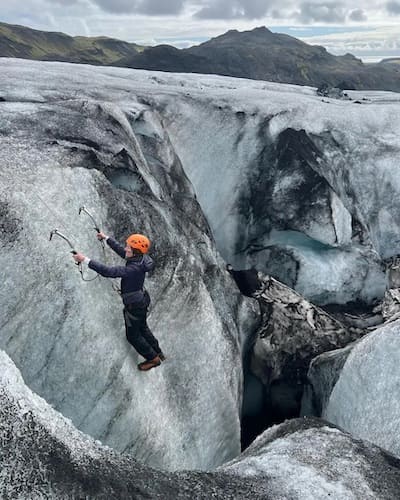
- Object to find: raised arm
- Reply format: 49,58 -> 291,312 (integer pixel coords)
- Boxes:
97,232 -> 126,259
106,237 -> 126,259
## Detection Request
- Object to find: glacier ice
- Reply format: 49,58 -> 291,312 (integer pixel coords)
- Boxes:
223,419 -> 400,500
2,348 -> 400,500
1,56 -> 400,472
2,58 -> 399,304
324,319 -> 400,458
158,74 -> 400,304
0,58 -> 260,471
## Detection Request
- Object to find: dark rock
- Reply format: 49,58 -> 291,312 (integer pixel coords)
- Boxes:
0,201 -> 22,246
249,274 -> 364,424
226,264 -> 262,296
317,83 -> 349,99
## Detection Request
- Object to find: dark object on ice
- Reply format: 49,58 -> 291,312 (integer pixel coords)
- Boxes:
316,83 -> 348,99
226,264 -> 261,297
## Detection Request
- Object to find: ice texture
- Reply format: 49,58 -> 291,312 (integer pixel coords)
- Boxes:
1,59 -> 398,305
1,57 -> 399,471
0,58 -> 260,471
325,319 -> 400,458
2,349 -> 400,499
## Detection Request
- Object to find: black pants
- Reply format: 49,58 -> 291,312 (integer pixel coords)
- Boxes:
123,305 -> 162,361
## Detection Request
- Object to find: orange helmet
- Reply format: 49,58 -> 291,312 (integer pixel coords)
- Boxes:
126,234 -> 150,254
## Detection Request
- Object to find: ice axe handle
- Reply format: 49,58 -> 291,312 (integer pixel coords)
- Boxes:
71,249 -> 80,265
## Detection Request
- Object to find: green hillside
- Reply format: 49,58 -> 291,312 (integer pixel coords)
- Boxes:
0,21 -> 144,65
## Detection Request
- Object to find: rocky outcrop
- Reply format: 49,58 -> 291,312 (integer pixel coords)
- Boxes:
381,287 -> 400,320
248,274 -> 364,421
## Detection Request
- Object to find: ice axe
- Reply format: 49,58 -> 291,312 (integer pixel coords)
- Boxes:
78,206 -> 101,232
49,228 -> 98,282
79,205 -> 105,248
49,229 -> 80,266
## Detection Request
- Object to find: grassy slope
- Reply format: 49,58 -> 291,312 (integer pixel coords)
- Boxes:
0,22 -> 145,64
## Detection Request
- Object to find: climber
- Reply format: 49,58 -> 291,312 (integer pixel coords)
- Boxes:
73,232 -> 164,371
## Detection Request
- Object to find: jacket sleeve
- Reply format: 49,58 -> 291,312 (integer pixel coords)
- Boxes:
89,260 -> 132,278
143,255 -> 155,272
106,237 -> 126,259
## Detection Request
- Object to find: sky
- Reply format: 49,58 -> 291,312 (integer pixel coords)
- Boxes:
1,0 -> 400,61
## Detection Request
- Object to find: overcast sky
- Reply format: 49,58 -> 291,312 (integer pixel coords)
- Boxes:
2,0 -> 400,61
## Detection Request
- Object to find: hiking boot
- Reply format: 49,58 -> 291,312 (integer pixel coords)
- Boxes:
138,356 -> 161,371
159,352 -> 166,362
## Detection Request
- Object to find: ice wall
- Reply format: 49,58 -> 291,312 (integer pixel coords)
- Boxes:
324,319 -> 400,457
0,59 -> 259,470
158,79 -> 400,304
3,348 -> 400,499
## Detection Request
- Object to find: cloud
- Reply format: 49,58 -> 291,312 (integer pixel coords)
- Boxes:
386,1 -> 400,14
300,25 -> 400,58
1,0 -> 399,64
194,0 -> 270,20
137,0 -> 186,15
160,39 -> 204,48
295,2 -> 347,23
45,0 -> 81,4
348,9 -> 367,21
89,0 -> 138,14
91,0 -> 185,15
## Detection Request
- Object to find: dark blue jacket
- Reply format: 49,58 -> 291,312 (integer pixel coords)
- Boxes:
89,237 -> 154,306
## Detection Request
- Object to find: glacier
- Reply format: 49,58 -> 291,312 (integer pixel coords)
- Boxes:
2,58 -> 399,306
0,58 -> 260,471
323,319 -> 400,458
2,348 -> 400,500
2,56 -> 400,476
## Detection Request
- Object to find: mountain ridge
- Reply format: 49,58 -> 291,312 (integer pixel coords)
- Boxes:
1,21 -> 399,91
0,21 -> 144,65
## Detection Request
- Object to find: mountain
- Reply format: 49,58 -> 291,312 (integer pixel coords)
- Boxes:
0,21 -> 144,65
379,57 -> 400,65
120,27 -> 400,91
0,22 -> 399,91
